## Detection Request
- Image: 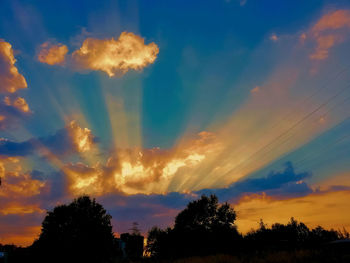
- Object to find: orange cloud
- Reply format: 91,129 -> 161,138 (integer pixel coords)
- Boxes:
0,39 -> 27,93
0,157 -> 46,246
0,203 -> 44,215
309,34 -> 343,60
66,120 -> 94,153
309,9 -> 350,60
72,32 -> 159,77
64,131 -> 220,196
4,96 -> 31,113
312,10 -> 350,34
0,159 -> 45,198
0,172 -> 45,198
38,42 -> 68,65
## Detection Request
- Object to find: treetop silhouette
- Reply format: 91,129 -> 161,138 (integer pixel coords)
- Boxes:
33,196 -> 117,263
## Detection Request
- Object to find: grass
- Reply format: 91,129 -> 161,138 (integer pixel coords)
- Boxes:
130,249 -> 350,263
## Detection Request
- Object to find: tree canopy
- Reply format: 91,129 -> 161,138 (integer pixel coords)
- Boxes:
32,196 -> 117,263
174,194 -> 237,232
147,195 -> 241,258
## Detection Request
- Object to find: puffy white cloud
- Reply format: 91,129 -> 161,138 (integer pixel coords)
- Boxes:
72,32 -> 159,77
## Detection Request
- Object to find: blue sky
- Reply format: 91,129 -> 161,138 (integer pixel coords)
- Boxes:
1,0 -> 350,245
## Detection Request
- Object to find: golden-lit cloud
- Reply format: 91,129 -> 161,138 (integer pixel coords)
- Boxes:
4,96 -> 31,113
72,32 -> 159,77
0,203 -> 44,215
309,9 -> 350,60
38,42 -> 68,65
0,39 -> 27,93
0,158 -> 45,198
0,157 -> 46,246
64,131 -> 220,195
0,39 -> 31,129
235,189 -> 350,233
66,120 -> 95,153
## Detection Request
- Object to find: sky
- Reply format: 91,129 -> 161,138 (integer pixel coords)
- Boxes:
1,0 -> 350,246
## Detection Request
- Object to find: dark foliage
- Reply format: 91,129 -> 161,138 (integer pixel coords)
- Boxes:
146,195 -> 242,259
244,217 -> 346,251
2,194 -> 350,263
146,195 -> 350,261
31,196 -> 117,263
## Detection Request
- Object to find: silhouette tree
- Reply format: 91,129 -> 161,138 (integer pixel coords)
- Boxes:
245,217 -> 342,252
32,196 -> 117,263
147,195 -> 241,258
146,226 -> 173,258
174,194 -> 237,232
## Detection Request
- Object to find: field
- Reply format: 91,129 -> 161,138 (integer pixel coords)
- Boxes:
132,249 -> 350,263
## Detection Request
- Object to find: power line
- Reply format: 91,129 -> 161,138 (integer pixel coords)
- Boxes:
219,83 -> 350,180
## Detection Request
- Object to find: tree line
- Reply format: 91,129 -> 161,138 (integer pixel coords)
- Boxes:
0,195 -> 349,263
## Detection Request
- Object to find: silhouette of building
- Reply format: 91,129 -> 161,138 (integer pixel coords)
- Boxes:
0,251 -> 8,263
117,233 -> 144,259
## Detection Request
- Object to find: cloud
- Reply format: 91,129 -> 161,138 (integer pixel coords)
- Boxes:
0,138 -> 33,156
37,42 -> 68,65
0,171 -> 45,198
63,131 -> 220,196
1,160 -> 349,247
0,158 -> 59,246
0,158 -> 46,214
0,39 -> 27,93
309,9 -> 350,60
66,120 -> 95,153
0,39 -> 31,130
0,100 -> 31,130
312,10 -> 350,33
309,34 -> 343,60
4,96 -> 31,113
71,32 -> 159,77
0,120 -> 96,157
198,162 -> 313,201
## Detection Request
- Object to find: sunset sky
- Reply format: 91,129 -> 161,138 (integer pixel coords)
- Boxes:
1,0 -> 350,246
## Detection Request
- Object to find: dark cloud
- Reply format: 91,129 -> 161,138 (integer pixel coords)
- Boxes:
0,129 -> 69,157
197,162 -> 313,201
0,139 -> 33,156
0,124 -> 97,157
0,102 -> 31,130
